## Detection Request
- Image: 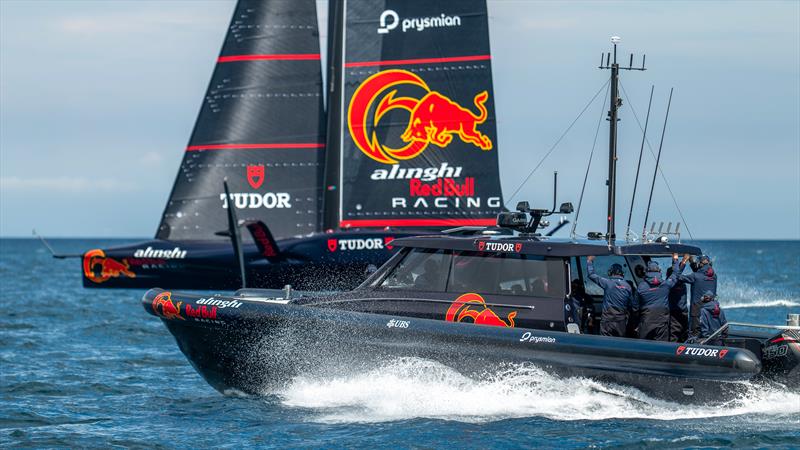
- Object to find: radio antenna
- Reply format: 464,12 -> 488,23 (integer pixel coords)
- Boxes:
642,88 -> 673,241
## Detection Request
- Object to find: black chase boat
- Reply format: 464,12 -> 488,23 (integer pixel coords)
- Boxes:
142,209 -> 800,402
50,0 -> 506,290
144,36 -> 800,401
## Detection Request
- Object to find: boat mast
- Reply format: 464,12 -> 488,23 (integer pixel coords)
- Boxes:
599,37 -> 645,242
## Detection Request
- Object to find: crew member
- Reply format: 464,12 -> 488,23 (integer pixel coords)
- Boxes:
699,290 -> 728,345
625,264 -> 647,337
586,256 -> 636,337
637,254 -> 681,341
666,259 -> 689,342
679,254 -> 717,339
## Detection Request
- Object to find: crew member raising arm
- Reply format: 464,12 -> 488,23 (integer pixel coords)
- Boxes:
586,256 -> 636,337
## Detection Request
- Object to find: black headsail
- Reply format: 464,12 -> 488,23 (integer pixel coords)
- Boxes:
157,0 -> 326,242
323,0 -> 504,230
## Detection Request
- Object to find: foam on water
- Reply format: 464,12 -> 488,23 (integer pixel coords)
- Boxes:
724,299 -> 800,309
278,357 -> 800,424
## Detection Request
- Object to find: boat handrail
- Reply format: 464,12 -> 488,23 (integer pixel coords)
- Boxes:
700,321 -> 800,345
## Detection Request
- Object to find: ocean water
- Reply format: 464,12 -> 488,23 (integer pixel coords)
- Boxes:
1,238 -> 798,448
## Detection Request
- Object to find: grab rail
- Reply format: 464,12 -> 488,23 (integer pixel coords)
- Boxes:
700,321 -> 800,346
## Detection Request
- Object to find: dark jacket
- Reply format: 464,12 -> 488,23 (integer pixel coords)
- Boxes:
679,265 -> 718,306
637,260 -> 680,310
699,299 -> 728,344
668,265 -> 688,312
587,261 -> 636,312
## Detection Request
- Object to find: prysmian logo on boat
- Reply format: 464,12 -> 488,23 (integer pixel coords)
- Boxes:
519,332 -> 556,344
676,345 -> 729,359
133,246 -> 187,259
377,9 -> 462,34
476,241 -> 522,253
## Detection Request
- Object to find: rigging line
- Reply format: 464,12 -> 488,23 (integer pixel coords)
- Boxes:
507,79 -> 611,204
571,82 -> 610,239
620,82 -> 695,241
626,85 -> 654,239
643,88 -> 674,241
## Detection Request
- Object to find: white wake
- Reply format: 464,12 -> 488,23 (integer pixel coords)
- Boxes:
276,357 -> 800,424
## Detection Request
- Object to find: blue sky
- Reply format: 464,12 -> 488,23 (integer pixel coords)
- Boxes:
1,0 -> 798,239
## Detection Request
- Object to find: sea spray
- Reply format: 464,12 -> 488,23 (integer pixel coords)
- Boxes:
277,357 -> 800,424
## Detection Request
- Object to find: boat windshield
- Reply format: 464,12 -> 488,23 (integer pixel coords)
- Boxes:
376,248 -> 567,299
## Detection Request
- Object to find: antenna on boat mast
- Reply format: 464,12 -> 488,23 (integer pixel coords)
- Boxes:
599,36 -> 645,242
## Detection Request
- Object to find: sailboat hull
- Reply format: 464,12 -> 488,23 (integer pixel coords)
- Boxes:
82,230 -> 418,290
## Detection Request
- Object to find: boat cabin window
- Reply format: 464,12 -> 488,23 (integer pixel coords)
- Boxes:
447,251 -> 566,299
379,249 -> 450,291
377,248 -> 566,299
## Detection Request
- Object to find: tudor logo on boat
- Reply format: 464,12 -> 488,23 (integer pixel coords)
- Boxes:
676,345 -> 729,359
327,238 -> 394,252
476,241 -> 522,253
348,69 -> 492,164
218,165 -> 291,210
247,164 -> 265,189
446,293 -> 517,328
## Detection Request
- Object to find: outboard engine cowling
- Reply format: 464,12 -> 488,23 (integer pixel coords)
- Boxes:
761,330 -> 800,387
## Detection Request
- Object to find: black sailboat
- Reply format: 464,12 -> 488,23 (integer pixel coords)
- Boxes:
143,34 -> 799,402
66,0 -> 506,289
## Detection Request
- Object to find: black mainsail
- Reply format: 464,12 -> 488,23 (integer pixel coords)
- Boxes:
157,0 -> 326,242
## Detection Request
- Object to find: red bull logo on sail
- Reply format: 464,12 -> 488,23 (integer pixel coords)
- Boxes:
348,69 -> 493,164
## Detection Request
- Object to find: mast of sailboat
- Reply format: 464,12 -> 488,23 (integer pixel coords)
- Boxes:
599,36 -> 645,242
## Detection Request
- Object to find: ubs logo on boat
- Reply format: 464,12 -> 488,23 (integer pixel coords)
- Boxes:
445,293 -> 517,328
676,345 -> 729,359
377,9 -> 462,34
386,319 -> 410,329
82,249 -> 136,284
476,241 -> 522,253
348,69 -> 492,164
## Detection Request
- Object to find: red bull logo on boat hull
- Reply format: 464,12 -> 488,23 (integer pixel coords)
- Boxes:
83,249 -> 136,284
